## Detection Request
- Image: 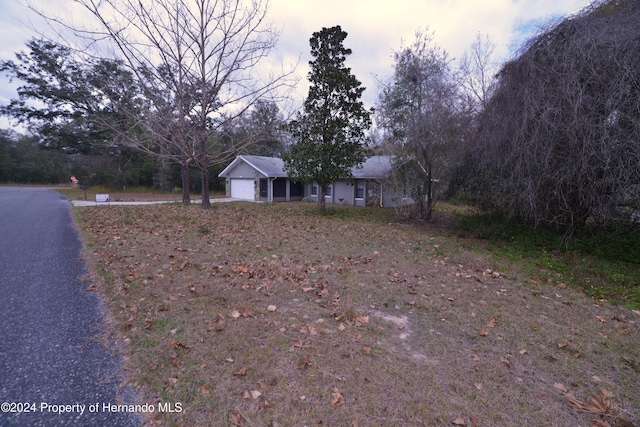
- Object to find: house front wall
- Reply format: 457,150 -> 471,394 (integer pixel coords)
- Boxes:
224,162 -> 265,201
333,181 -> 354,205
306,179 -> 379,206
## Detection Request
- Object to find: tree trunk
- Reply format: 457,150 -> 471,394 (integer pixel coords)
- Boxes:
200,138 -> 211,209
180,161 -> 190,205
426,162 -> 433,221
319,184 -> 327,212
201,167 -> 211,209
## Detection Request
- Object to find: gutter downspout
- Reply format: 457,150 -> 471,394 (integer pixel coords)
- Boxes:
268,178 -> 274,203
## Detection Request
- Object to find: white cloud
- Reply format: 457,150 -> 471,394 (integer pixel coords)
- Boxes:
268,0 -> 592,107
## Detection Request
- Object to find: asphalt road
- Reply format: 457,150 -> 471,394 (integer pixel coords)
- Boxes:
0,188 -> 141,427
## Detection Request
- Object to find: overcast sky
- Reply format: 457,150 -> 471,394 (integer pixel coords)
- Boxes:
0,0 -> 593,130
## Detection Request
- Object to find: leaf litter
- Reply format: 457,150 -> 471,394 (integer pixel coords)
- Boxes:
75,202 -> 640,426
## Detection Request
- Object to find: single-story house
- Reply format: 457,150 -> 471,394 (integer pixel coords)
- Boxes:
218,155 -> 304,203
218,154 -> 405,207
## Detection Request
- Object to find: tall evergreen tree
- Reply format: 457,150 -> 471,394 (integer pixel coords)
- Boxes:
284,25 -> 372,211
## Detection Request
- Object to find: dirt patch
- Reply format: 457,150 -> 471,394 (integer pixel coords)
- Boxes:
74,202 -> 640,426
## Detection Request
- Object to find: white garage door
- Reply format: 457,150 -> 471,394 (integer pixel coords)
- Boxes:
230,179 -> 255,200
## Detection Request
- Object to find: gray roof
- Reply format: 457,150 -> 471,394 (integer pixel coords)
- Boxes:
218,155 -> 288,178
352,156 -> 392,179
219,155 -> 391,179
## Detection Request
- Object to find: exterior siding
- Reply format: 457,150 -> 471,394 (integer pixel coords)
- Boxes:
220,156 -> 402,206
227,162 -> 261,178
333,181 -> 354,205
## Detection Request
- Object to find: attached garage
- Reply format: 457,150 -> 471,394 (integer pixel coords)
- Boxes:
229,178 -> 255,200
219,155 -> 305,202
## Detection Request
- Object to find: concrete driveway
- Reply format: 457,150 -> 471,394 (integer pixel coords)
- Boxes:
0,187 -> 141,426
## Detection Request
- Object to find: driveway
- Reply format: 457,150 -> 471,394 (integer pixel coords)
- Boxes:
70,197 -> 240,207
0,187 -> 140,426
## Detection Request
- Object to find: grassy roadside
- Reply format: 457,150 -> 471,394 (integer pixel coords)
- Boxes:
73,201 -> 639,426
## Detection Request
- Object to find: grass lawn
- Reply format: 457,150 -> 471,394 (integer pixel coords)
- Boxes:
73,201 -> 640,426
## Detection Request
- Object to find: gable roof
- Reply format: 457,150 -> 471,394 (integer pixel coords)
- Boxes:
218,155 -> 288,178
219,155 -> 392,180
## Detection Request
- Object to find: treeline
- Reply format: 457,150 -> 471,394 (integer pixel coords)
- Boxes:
0,129 -> 226,192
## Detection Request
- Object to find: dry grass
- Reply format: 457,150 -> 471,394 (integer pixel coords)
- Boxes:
74,201 -> 640,427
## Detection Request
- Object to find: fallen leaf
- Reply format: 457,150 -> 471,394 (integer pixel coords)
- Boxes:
298,355 -> 312,369
231,309 -> 241,319
337,323 -> 346,331
479,330 -> 489,337
487,316 -> 499,328
229,408 -> 243,426
452,417 -> 466,425
259,398 -> 270,410
198,385 -> 210,395
267,305 -> 277,312
500,355 -> 511,368
331,388 -> 344,406
171,340 -> 190,350
565,389 -> 618,416
356,315 -> 369,324
474,382 -> 483,390
250,390 -> 261,399
234,367 -> 247,377
554,383 -> 568,393
530,321 -> 539,331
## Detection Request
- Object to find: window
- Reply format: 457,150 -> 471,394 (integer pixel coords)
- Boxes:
311,184 -> 318,196
325,185 -> 332,197
355,180 -> 365,199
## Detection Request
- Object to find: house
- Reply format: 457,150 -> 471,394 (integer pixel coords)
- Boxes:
218,155 -> 304,203
218,154 -> 404,207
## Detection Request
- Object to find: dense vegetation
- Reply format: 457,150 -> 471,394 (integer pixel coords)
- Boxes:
467,0 -> 640,230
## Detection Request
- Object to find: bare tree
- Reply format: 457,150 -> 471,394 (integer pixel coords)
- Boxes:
377,30 -> 462,220
458,33 -> 498,115
472,0 -> 640,230
30,0 -> 295,207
